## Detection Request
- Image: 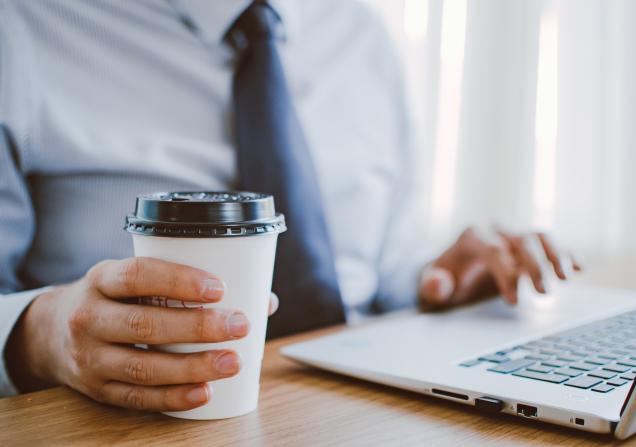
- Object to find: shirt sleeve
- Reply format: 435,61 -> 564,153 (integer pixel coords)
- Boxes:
0,0 -> 43,396
370,12 -> 430,312
0,124 -> 41,396
0,287 -> 52,396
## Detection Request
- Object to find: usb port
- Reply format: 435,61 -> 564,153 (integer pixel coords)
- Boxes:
517,404 -> 538,418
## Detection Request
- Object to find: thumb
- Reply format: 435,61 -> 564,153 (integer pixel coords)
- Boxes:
419,267 -> 456,305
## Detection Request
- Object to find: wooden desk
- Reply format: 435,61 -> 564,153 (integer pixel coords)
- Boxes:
2,260 -> 636,446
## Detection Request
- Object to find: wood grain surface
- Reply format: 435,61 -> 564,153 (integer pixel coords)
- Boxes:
1,259 -> 635,447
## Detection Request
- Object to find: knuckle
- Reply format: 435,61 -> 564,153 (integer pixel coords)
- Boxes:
85,264 -> 102,286
126,310 -> 154,341
122,387 -> 146,410
485,243 -> 502,258
120,258 -> 144,292
510,235 -> 523,247
194,309 -> 220,341
84,381 -> 105,403
168,269 -> 180,292
125,356 -> 153,385
202,350 -> 218,369
194,310 -> 209,340
86,260 -> 112,287
68,307 -> 94,337
189,351 -> 217,381
528,261 -> 542,276
69,343 -> 91,370
459,226 -> 475,241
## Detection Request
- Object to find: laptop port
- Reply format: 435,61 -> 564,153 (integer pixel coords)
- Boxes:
431,388 -> 469,400
517,404 -> 538,418
575,418 -> 585,426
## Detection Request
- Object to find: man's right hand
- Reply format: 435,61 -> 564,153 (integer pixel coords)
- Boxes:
5,257 -> 278,412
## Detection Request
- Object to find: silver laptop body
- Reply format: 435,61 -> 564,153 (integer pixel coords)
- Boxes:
281,284 -> 636,439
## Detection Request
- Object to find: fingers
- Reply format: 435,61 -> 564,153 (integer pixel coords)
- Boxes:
507,236 -> 546,294
97,381 -> 210,412
93,346 -> 241,386
537,233 -> 566,279
419,267 -> 455,305
88,257 -> 225,302
268,292 -> 279,316
570,254 -> 583,272
91,303 -> 249,344
483,238 -> 519,304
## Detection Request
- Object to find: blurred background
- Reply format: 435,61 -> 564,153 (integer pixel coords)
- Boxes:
362,0 -> 636,268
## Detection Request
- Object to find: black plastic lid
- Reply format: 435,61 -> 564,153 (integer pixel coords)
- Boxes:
124,191 -> 286,238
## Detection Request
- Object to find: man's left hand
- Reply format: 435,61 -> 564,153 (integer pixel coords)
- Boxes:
419,226 -> 581,308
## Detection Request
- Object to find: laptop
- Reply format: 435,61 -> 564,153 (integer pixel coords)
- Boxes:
281,283 -> 636,439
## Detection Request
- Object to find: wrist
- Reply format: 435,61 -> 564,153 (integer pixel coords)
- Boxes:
5,290 -> 59,392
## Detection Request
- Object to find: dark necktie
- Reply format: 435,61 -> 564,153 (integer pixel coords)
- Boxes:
227,1 -> 346,337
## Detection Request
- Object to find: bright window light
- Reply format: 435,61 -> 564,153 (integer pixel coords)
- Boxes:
430,0 -> 467,229
403,0 -> 428,40
533,9 -> 558,229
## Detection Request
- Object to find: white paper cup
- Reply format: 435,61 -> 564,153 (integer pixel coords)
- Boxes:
125,192 -> 286,420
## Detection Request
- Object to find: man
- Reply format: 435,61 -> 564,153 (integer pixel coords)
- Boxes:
0,0 -> 577,413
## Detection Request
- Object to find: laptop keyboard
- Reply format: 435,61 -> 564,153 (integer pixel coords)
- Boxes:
460,310 -> 636,393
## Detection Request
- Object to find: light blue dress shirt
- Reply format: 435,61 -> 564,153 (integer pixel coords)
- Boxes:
0,0 -> 428,396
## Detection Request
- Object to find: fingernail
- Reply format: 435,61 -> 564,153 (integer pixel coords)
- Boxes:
227,312 -> 248,337
186,385 -> 209,404
437,275 -> 454,301
202,278 -> 225,301
537,280 -> 546,293
216,352 -> 240,375
269,293 -> 279,315
421,268 -> 454,304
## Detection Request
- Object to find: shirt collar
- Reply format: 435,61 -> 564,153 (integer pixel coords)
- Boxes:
173,0 -> 299,47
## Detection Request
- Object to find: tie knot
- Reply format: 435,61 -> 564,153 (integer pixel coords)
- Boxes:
226,1 -> 284,50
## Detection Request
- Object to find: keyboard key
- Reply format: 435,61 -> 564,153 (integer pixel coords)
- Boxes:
584,357 -> 610,365
570,362 -> 596,371
525,341 -> 550,348
592,385 -> 615,393
483,312 -> 636,389
588,369 -> 617,380
554,344 -> 576,351
557,355 -> 579,362
555,367 -> 583,377
604,364 -> 631,373
584,347 -> 602,353
525,354 -> 551,361
564,376 -> 603,389
527,364 -> 553,373
479,354 -> 510,363
542,359 -> 568,368
488,358 -> 536,373
460,360 -> 481,367
513,370 -> 568,384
